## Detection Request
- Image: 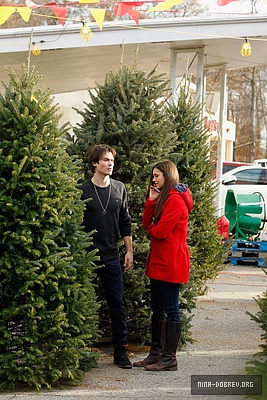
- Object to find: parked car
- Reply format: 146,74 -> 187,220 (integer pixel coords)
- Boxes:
212,161 -> 252,179
253,159 -> 267,167
218,165 -> 267,220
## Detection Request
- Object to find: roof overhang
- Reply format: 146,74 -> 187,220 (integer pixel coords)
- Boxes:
0,15 -> 267,93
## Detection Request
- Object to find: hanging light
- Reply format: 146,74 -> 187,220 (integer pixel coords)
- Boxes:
80,22 -> 93,42
241,38 -> 252,57
31,42 -> 41,56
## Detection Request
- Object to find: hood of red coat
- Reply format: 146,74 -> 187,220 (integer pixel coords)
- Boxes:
171,184 -> 194,213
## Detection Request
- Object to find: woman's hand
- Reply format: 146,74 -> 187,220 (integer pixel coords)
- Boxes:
149,186 -> 161,200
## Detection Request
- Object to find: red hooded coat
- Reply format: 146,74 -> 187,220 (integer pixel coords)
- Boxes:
142,184 -> 193,284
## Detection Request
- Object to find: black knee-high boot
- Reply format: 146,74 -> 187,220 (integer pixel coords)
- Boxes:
133,316 -> 166,367
145,319 -> 181,371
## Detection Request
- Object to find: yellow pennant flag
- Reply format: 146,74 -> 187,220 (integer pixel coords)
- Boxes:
147,0 -> 184,12
89,8 -> 105,31
0,6 -> 16,25
17,7 -> 32,22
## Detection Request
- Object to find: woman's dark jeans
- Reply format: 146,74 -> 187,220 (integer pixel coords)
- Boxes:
98,258 -> 127,348
150,278 -> 181,322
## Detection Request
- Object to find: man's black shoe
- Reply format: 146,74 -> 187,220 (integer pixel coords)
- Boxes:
113,346 -> 132,369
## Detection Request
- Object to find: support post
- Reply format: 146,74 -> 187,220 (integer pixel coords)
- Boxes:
196,49 -> 204,105
216,64 -> 227,217
169,49 -> 177,104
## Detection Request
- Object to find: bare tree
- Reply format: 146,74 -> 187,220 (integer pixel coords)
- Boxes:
206,66 -> 267,162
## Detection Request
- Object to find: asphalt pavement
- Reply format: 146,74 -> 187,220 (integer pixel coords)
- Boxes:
0,264 -> 266,400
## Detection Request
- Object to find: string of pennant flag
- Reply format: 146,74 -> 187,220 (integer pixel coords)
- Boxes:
0,0 -> 239,27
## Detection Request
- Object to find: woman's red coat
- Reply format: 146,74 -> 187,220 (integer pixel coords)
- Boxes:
142,186 -> 193,284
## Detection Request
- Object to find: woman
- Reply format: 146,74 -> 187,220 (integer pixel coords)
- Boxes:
133,160 -> 193,371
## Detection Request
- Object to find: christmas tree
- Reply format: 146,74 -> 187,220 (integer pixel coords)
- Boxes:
168,85 -> 228,345
246,269 -> 267,399
0,65 -> 99,390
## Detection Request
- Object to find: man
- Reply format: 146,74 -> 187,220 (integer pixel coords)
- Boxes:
80,144 -> 133,369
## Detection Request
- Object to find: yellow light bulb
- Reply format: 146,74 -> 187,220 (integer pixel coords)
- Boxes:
31,43 -> 41,56
80,22 -> 93,42
241,38 -> 252,57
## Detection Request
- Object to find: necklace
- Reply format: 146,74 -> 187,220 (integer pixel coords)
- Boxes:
92,182 -> 111,215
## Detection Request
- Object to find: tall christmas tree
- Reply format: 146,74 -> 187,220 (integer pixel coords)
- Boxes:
0,65 -> 99,390
168,86 -> 228,345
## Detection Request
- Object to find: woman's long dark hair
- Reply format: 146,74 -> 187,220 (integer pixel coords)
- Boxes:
146,160 -> 179,224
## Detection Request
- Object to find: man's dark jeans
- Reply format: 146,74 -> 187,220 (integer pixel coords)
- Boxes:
98,258 -> 127,348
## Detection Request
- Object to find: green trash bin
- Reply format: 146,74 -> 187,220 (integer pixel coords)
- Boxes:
225,190 -> 263,240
